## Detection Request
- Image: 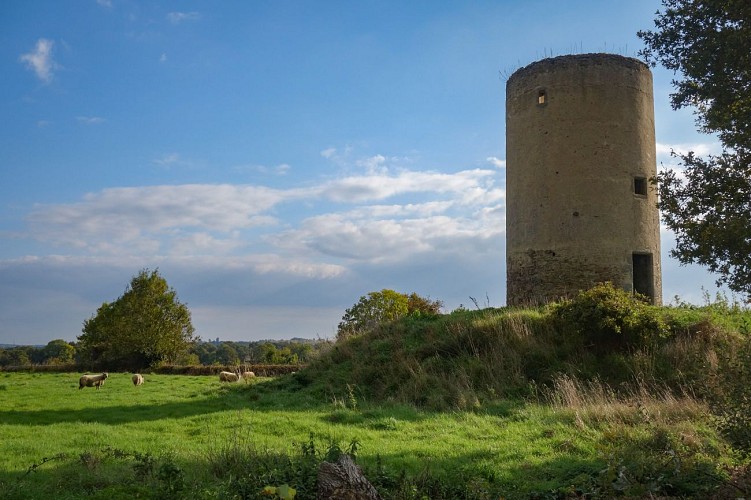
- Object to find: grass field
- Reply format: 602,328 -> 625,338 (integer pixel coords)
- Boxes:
0,370 -> 733,499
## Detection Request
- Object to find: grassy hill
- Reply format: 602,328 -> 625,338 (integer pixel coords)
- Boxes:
289,284 -> 751,411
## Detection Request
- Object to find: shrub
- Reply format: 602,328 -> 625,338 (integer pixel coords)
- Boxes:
711,337 -> 751,457
552,283 -> 670,353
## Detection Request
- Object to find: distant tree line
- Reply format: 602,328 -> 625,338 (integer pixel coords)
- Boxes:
0,339 -> 76,367
189,339 -> 324,366
0,338 -> 327,369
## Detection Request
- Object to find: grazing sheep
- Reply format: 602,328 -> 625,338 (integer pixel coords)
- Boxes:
132,373 -> 144,386
79,373 -> 108,390
241,371 -> 255,379
219,371 -> 239,382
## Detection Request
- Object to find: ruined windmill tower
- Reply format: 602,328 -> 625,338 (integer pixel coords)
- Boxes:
505,53 -> 662,306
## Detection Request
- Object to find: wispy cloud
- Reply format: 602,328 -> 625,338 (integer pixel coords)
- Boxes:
160,53 -> 167,63
19,39 -> 57,83
656,141 -> 720,159
234,163 -> 291,176
313,168 -> 503,205
96,0 -> 112,7
486,156 -> 506,169
655,141 -> 722,176
269,206 -> 503,264
319,146 -> 354,166
76,116 -> 105,125
28,184 -> 283,236
356,154 -> 387,174
153,153 -> 183,167
167,11 -> 201,24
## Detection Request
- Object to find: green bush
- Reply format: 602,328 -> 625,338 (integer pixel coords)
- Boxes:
711,337 -> 751,457
551,283 -> 670,353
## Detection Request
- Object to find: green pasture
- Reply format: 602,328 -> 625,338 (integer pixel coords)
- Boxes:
0,371 -> 730,499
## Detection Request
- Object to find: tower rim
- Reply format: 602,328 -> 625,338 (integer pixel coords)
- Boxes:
507,53 -> 650,85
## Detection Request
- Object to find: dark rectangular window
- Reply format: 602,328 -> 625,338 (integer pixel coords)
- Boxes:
633,253 -> 654,300
634,177 -> 647,196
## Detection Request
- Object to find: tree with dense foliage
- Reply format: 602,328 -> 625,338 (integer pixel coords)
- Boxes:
40,339 -> 76,364
78,269 -> 196,370
260,343 -> 299,364
214,342 -> 240,365
0,347 -> 31,367
337,289 -> 443,341
638,0 -> 751,297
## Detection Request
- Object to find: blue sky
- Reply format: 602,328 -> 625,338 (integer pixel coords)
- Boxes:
0,0 -> 728,345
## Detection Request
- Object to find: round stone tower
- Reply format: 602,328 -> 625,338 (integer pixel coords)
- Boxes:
505,53 -> 662,305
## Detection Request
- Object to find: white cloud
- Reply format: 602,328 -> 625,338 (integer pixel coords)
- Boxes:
486,156 -> 506,169
656,141 -> 720,159
269,209 -> 503,264
96,0 -> 112,7
167,11 -> 201,24
356,154 -> 387,174
153,153 -> 182,166
76,116 -> 105,125
347,201 -> 455,219
314,168 -> 502,204
235,163 -> 291,176
266,167 -> 505,264
26,184 -> 287,254
1,253 -> 346,281
19,156 -> 505,274
319,145 -> 354,166
655,141 -> 722,177
160,53 -> 167,63
19,39 -> 57,83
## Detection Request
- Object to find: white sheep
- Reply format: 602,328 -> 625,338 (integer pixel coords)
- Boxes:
241,371 -> 256,379
132,373 -> 144,386
219,371 -> 239,382
79,373 -> 108,390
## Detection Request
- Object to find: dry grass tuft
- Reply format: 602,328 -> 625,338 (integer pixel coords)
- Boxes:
544,374 -> 707,427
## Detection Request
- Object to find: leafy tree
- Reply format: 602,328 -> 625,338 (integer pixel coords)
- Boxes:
407,292 -> 444,316
638,0 -> 751,297
192,342 -> 218,365
259,343 -> 299,364
0,347 -> 31,367
215,342 -> 240,365
40,339 -> 75,364
288,342 -> 314,362
78,269 -> 196,370
337,289 -> 443,341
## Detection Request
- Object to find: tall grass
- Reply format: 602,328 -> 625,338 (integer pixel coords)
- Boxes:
304,285 -> 750,413
543,373 -> 706,427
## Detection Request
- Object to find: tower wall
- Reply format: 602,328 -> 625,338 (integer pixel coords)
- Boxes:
505,53 -> 662,305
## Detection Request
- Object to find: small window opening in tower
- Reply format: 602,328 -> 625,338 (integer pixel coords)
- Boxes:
537,89 -> 547,106
632,253 -> 654,300
634,176 -> 647,196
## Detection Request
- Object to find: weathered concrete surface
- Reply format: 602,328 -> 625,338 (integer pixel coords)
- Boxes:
505,53 -> 662,305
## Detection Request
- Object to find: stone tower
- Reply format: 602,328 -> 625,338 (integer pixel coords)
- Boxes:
505,53 -> 662,305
